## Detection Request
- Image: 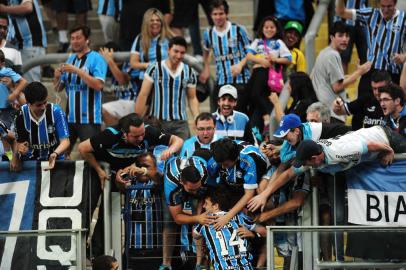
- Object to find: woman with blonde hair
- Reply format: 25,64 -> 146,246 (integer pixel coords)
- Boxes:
130,8 -> 173,89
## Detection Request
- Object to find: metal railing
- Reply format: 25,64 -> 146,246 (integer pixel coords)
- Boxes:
304,0 -> 332,74
0,228 -> 87,269
266,225 -> 406,270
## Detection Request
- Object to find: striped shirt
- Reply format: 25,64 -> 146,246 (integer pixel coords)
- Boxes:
180,134 -> 221,157
145,60 -> 197,121
61,51 -> 107,124
203,21 -> 251,85
194,211 -> 255,270
7,0 -> 47,49
353,8 -> 406,74
14,103 -> 69,161
97,0 -> 121,20
112,61 -> 138,101
128,181 -> 163,250
164,156 -> 208,206
334,0 -> 367,26
131,34 -> 169,80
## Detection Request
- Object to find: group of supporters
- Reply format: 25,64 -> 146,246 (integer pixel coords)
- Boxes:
1,0 -> 406,269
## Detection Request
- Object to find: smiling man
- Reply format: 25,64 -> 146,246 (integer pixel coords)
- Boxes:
311,21 -> 371,123
134,36 -> 200,140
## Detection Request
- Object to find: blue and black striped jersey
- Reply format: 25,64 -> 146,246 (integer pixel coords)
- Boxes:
61,51 -> 107,124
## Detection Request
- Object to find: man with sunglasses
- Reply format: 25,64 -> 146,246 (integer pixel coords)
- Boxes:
13,82 -> 70,171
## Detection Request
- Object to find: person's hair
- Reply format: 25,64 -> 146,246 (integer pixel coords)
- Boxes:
180,166 -> 203,183
143,115 -> 162,130
306,102 -> 331,123
24,82 -> 48,104
69,24 -> 91,39
195,112 -> 215,126
0,13 -> 8,24
93,255 -> 117,270
379,83 -> 405,106
329,21 -> 350,37
192,148 -> 212,162
204,187 -> 232,211
210,0 -> 229,14
141,8 -> 172,57
168,36 -> 187,49
135,152 -> 157,167
0,49 -> 4,64
212,138 -> 239,163
101,41 -> 121,52
371,70 -> 392,84
118,113 -> 144,133
289,72 -> 317,106
257,16 -> 284,40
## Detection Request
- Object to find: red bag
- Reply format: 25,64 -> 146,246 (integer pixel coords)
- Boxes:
267,65 -> 284,93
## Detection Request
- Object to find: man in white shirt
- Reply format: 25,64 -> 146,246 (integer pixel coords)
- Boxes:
0,13 -> 22,73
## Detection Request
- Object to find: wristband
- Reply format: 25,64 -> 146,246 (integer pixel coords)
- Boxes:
141,167 -> 148,176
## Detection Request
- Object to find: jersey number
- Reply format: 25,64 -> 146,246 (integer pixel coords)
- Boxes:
215,230 -> 247,256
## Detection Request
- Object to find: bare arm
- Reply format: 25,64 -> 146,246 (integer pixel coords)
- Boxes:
78,139 -> 109,188
187,87 -> 200,119
8,78 -> 27,102
100,48 -> 130,85
130,53 -> 149,70
213,189 -> 255,230
400,61 -> 406,95
335,0 -> 354,20
46,138 -> 70,170
258,192 -> 307,223
332,62 -> 372,94
169,204 -> 216,225
134,79 -> 153,116
199,49 -> 211,83
269,92 -> 284,123
0,1 -> 33,15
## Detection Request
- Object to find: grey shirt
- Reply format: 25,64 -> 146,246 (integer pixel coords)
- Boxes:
312,46 -> 346,122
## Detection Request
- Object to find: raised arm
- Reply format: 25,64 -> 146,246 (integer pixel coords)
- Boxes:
335,0 -> 355,20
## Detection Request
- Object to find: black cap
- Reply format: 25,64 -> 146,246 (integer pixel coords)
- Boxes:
293,140 -> 323,168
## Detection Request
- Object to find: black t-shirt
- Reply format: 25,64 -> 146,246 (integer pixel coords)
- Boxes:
90,125 -> 172,171
320,123 -> 351,139
346,96 -> 385,128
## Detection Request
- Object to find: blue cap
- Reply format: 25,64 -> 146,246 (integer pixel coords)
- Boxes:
273,114 -> 302,138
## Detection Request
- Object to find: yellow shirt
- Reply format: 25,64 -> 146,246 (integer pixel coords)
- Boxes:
287,48 -> 306,74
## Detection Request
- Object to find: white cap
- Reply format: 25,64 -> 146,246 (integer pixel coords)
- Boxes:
218,84 -> 238,99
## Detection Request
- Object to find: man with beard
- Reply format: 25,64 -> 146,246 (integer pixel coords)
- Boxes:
212,84 -> 256,144
311,21 -> 371,123
54,25 -> 107,158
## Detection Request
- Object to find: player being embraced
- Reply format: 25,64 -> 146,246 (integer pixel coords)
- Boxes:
193,188 -> 266,270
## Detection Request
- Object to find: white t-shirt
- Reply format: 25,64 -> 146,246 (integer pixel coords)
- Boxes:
0,42 -> 22,66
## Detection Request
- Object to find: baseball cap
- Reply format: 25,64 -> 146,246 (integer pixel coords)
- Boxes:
284,21 -> 303,35
218,84 -> 238,99
293,140 -> 323,168
273,114 -> 302,138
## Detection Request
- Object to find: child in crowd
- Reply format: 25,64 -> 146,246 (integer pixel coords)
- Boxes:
246,16 -> 292,132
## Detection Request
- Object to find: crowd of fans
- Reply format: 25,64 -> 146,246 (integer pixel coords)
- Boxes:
1,0 -> 406,269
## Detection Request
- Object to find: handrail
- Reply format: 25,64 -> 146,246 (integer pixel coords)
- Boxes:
21,52 -> 205,74
267,225 -> 406,270
0,228 -> 87,235
304,0 -> 332,74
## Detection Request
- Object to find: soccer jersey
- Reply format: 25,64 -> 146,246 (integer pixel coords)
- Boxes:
247,38 -> 292,61
7,0 -> 47,49
180,134 -> 221,157
61,50 -> 107,124
112,61 -> 138,101
128,180 -> 163,249
0,119 -> 10,157
345,96 -> 385,128
213,110 -> 256,144
130,34 -> 169,80
14,103 -> 69,161
90,124 -> 172,172
0,67 -> 21,109
194,211 -> 255,270
207,143 -> 268,192
354,7 -> 406,74
145,60 -> 197,121
164,156 -> 208,206
203,21 -> 251,85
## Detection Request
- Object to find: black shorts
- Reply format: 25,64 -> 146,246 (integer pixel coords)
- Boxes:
171,0 -> 198,27
52,0 -> 92,13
